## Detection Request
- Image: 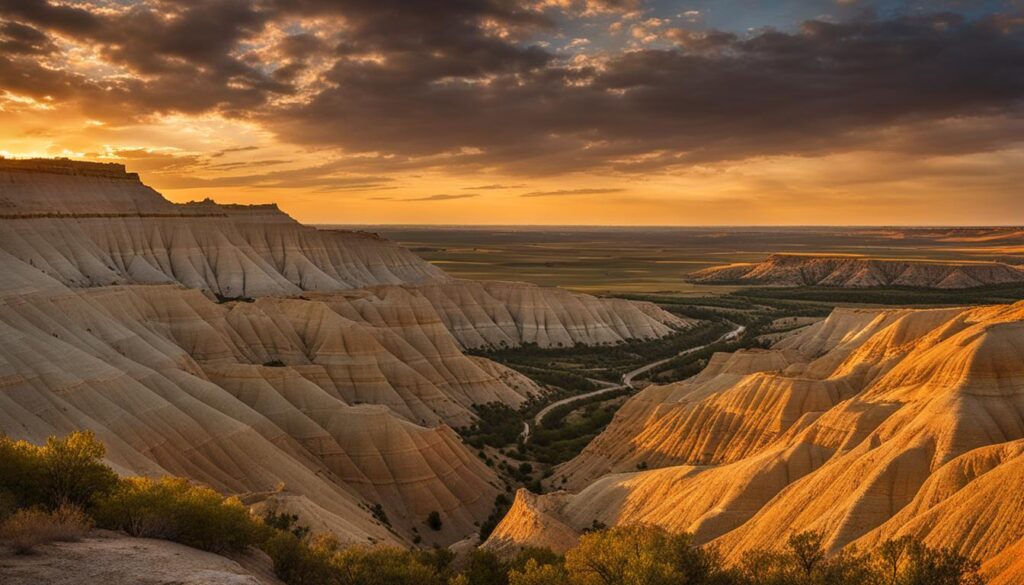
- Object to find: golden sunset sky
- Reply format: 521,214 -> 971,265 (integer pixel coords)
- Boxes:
1,0 -> 1022,225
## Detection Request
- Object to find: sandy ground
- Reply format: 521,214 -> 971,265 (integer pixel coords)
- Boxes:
0,532 -> 282,585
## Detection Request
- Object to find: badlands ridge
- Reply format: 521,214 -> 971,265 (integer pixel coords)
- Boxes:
691,253 -> 1024,288
485,301 -> 1024,583
0,158 -> 685,546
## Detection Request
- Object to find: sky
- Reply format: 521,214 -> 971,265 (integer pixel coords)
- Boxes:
1,0 -> 1022,225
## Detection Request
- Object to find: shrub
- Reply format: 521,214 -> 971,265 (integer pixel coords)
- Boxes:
262,531 -> 335,585
40,431 -> 119,509
515,547 -> 561,565
331,546 -> 444,585
0,491 -> 17,523
0,431 -> 117,510
0,505 -> 92,554
508,558 -> 567,585
884,537 -> 984,585
370,502 -> 391,527
263,507 -> 311,539
0,438 -> 40,508
94,476 -> 263,553
564,524 -> 725,585
427,511 -> 443,531
736,531 -> 985,585
463,548 -> 509,585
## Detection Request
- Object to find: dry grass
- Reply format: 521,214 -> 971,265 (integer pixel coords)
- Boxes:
0,505 -> 93,555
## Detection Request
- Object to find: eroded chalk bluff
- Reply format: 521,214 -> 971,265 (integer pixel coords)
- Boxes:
0,159 -> 687,547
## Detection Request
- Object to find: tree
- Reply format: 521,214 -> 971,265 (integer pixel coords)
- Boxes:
464,549 -> 508,585
509,559 -> 567,585
564,524 -> 725,585
262,531 -> 335,585
877,536 -> 913,585
0,436 -> 41,508
900,541 -> 984,585
0,431 -> 118,510
40,431 -> 119,509
788,531 -> 827,578
332,546 -> 443,585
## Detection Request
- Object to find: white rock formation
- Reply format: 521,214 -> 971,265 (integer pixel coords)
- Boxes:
0,158 -> 686,545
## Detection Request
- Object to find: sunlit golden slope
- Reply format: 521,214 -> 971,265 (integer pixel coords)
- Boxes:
485,302 -> 1024,582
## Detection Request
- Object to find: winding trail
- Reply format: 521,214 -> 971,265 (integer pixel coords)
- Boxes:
521,323 -> 745,442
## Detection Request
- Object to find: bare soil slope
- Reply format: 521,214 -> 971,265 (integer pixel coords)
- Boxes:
485,302 -> 1024,584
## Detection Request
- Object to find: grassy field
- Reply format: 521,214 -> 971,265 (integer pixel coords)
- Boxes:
327,225 -> 1024,294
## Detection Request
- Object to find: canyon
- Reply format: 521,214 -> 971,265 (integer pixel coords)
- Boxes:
484,302 -> 1024,583
2,158 -> 1023,583
0,159 -> 684,548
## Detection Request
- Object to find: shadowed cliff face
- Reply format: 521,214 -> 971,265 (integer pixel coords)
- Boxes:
0,159 -> 686,546
484,302 -> 1024,584
691,254 -> 1024,289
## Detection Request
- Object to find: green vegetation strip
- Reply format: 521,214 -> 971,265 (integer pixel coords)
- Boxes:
733,284 -> 1024,306
0,432 -> 988,585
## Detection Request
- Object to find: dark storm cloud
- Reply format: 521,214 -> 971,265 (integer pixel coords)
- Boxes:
0,21 -> 54,54
2,1 -> 1024,175
271,10 -> 1024,174
0,0 -> 101,35
0,0 -> 287,117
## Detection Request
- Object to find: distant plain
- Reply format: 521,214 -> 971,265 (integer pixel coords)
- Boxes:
323,226 -> 1024,294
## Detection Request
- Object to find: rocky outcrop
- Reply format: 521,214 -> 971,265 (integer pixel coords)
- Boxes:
485,302 -> 1024,583
690,254 -> 1024,288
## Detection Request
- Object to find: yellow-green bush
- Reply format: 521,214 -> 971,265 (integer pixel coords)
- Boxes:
0,431 -> 117,510
736,531 -> 985,585
331,546 -> 445,585
564,524 -> 727,585
0,505 -> 92,554
94,476 -> 264,553
508,558 -> 568,585
262,531 -> 336,585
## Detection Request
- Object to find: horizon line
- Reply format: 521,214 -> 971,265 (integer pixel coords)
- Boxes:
315,223 -> 1024,229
